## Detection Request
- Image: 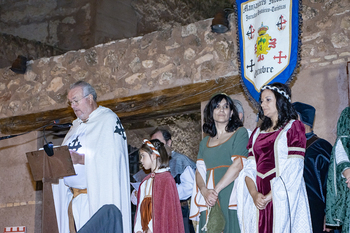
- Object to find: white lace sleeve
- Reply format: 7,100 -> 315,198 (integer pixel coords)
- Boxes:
335,139 -> 350,178
335,139 -> 349,165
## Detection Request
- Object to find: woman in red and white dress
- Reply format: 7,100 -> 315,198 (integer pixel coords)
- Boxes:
237,82 -> 312,233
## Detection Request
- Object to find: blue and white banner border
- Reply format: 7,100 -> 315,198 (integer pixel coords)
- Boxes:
234,0 -> 302,108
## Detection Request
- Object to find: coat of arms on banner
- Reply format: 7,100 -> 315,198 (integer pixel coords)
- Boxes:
234,0 -> 301,107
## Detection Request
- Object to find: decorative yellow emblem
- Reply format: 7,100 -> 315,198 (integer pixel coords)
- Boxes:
256,23 -> 271,58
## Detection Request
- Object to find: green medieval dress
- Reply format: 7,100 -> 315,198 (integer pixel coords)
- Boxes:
197,127 -> 249,233
326,107 -> 350,233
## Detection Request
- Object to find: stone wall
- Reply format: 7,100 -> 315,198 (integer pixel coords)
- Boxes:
0,33 -> 66,69
0,0 -> 95,50
131,0 -> 233,35
301,0 -> 350,69
0,0 -> 234,53
94,0 -> 138,45
126,113 -> 201,161
0,18 -> 237,119
0,0 -> 139,52
0,0 -> 348,122
0,0 -> 236,70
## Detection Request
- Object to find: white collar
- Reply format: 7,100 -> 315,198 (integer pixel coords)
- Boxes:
155,167 -> 170,173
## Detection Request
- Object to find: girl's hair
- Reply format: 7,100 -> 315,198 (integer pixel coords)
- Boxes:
203,93 -> 243,137
259,82 -> 298,131
139,139 -> 170,169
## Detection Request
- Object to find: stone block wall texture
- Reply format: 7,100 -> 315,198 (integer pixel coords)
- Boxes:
0,0 -> 233,53
0,0 -> 95,51
0,33 -> 67,69
0,0 -> 140,69
0,0 -> 139,53
131,0 -> 233,35
126,113 -> 201,162
94,0 -> 138,45
0,0 -> 349,232
0,17 -> 237,119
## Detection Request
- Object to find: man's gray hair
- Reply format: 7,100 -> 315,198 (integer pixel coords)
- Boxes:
70,81 -> 97,101
233,99 -> 244,122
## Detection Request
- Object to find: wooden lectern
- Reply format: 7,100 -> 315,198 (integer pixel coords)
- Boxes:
26,146 -> 75,233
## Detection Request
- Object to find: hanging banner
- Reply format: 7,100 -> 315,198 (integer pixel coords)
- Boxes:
234,0 -> 301,107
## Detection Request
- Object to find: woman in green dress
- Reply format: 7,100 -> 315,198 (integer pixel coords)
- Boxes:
190,93 -> 249,233
326,106 -> 350,233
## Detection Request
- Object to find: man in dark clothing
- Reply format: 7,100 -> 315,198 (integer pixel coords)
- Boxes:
293,102 -> 333,233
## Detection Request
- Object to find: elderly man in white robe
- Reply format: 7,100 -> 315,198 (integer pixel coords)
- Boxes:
52,81 -> 131,233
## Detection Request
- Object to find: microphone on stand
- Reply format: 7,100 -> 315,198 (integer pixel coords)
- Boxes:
43,119 -> 62,157
0,119 -> 62,141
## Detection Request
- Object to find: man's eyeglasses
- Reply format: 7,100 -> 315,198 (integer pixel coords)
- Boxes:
67,94 -> 89,106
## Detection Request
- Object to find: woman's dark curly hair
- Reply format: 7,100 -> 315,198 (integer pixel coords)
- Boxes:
259,82 -> 298,131
139,139 -> 170,169
203,94 -> 243,137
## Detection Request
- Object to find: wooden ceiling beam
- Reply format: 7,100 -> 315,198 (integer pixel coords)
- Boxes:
0,75 -> 243,135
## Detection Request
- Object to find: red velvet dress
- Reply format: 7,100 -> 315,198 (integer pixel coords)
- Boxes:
247,120 -> 306,233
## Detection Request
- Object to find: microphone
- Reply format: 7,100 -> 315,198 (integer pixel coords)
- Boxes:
52,122 -> 73,129
43,119 -> 62,156
0,119 -> 62,141
0,134 -> 18,140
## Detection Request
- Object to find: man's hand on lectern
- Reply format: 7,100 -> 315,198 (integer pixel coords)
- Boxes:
69,150 -> 85,165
